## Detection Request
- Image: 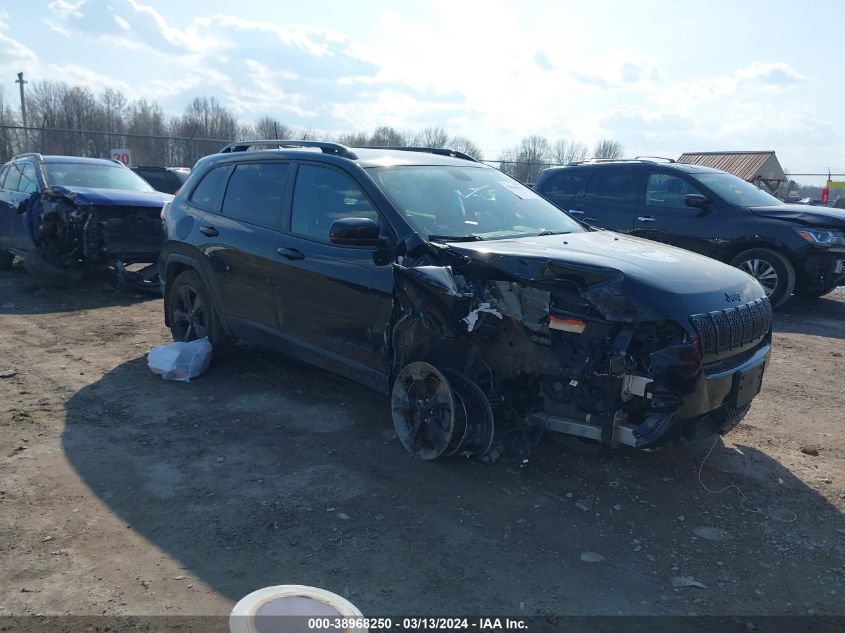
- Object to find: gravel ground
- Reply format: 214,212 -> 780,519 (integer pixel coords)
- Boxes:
0,263 -> 843,625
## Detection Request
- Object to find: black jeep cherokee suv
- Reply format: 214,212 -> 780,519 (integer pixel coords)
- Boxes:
160,141 -> 772,461
534,159 -> 845,308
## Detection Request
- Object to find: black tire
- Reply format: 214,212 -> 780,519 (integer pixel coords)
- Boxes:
22,247 -> 84,288
730,248 -> 795,308
793,281 -> 838,299
0,250 -> 14,270
167,269 -> 230,351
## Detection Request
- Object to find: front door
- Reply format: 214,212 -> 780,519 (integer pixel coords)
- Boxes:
633,171 -> 720,256
272,163 -> 395,385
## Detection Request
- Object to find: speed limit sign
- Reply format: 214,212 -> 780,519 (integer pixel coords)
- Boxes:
110,148 -> 133,167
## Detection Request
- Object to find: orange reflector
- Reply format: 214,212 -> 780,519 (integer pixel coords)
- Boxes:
549,316 -> 587,333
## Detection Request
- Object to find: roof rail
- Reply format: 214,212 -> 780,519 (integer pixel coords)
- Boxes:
219,140 -> 358,160
362,146 -> 479,163
634,155 -> 676,163
11,152 -> 43,161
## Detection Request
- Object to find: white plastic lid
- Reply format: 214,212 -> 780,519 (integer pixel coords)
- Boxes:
229,585 -> 364,633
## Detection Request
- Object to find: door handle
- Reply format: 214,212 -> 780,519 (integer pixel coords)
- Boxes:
568,209 -> 584,215
199,226 -> 219,237
637,216 -> 656,223
277,247 -> 305,261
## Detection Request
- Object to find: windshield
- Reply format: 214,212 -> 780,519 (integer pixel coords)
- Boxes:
368,165 -> 584,240
44,163 -> 155,192
690,171 -> 782,207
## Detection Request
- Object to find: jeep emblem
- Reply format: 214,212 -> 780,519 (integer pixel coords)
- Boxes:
724,292 -> 741,302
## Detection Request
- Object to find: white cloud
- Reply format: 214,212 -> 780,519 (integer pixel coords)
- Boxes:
114,15 -> 130,30
48,0 -> 86,19
44,18 -> 72,38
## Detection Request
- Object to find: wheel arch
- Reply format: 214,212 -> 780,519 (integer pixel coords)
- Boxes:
162,253 -> 231,336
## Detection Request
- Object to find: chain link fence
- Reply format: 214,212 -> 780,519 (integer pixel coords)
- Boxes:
0,125 -> 232,167
0,125 -> 562,183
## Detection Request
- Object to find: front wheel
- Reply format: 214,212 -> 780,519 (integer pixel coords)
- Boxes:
22,247 -> 84,288
730,248 -> 795,308
167,270 -> 230,351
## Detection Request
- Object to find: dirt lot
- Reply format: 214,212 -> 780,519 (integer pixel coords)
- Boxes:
1,262 -> 843,625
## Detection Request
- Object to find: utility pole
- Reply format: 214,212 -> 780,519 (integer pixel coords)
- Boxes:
15,72 -> 28,152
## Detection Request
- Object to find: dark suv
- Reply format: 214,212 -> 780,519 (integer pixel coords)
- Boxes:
534,159 -> 845,308
160,141 -> 772,461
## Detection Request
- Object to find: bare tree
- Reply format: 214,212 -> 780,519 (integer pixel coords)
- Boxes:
368,126 -> 406,146
415,126 -> 449,148
254,116 -> 292,140
593,139 -> 624,159
337,131 -> 370,147
550,138 -> 588,165
448,136 -> 483,160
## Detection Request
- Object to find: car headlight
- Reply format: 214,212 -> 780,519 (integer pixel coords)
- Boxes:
795,228 -> 845,247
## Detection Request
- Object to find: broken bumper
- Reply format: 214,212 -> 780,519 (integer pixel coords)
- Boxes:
531,337 -> 772,449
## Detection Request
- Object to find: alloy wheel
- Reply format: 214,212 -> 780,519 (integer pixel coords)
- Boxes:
171,284 -> 208,341
739,258 -> 778,296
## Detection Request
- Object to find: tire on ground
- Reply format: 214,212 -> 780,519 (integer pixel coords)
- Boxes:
729,248 -> 796,309
167,269 -> 230,352
22,247 -> 84,288
0,250 -> 14,270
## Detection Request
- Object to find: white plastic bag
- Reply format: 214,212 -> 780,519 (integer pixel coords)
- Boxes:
147,337 -> 213,382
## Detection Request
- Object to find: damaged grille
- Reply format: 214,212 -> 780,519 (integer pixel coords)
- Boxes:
689,297 -> 772,355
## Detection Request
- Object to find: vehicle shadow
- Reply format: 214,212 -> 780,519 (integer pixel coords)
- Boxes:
775,291 -> 845,340
0,262 -> 157,315
61,349 -> 845,616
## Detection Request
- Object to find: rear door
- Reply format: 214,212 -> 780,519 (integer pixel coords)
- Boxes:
633,170 -> 720,256
570,166 -> 642,231
270,162 -> 395,386
0,165 -> 12,249
196,161 -> 291,336
537,168 -> 591,215
0,162 -> 38,252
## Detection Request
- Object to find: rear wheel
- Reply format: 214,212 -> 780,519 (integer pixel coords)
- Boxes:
167,270 -> 229,350
0,250 -> 14,270
730,248 -> 795,308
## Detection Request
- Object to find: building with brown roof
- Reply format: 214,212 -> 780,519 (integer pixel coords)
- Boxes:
677,151 -> 786,194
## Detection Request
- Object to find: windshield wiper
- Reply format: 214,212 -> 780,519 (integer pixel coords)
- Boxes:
537,230 -> 571,236
428,234 -> 483,242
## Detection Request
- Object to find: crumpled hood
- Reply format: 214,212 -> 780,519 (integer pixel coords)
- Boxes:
751,204 -> 845,227
46,185 -> 173,208
447,230 -> 765,323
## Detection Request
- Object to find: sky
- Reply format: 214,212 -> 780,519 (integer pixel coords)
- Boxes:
0,0 -> 843,184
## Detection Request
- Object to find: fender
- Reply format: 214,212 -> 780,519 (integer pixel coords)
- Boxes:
162,251 -> 233,337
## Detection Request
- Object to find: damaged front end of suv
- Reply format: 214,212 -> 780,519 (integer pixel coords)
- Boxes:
388,231 -> 772,462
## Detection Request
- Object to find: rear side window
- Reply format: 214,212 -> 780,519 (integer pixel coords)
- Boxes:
189,166 -> 230,211
19,163 -> 38,194
585,169 -> 639,203
541,170 -> 589,197
645,173 -> 702,207
291,165 -> 378,243
221,162 -> 288,227
0,165 -> 9,189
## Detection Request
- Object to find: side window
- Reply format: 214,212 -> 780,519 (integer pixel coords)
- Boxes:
0,165 -> 9,189
290,165 -> 379,244
543,170 -> 589,197
3,163 -> 22,192
585,169 -> 639,203
189,165 -> 230,212
221,162 -> 288,227
19,163 -> 38,194
645,173 -> 702,207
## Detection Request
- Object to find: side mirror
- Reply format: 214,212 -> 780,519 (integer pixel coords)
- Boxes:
329,217 -> 385,246
684,194 -> 710,210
